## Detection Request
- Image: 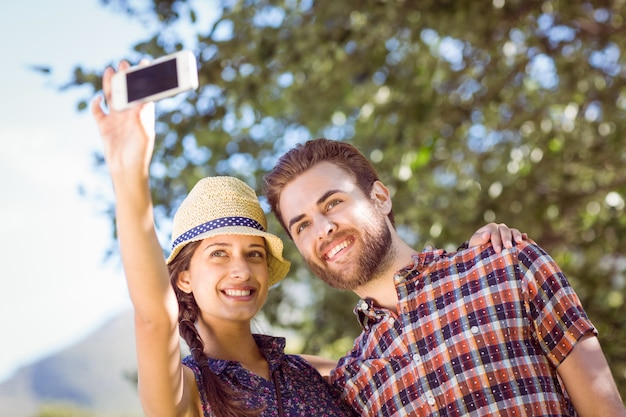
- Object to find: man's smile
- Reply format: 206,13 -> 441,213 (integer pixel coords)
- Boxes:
323,236 -> 355,261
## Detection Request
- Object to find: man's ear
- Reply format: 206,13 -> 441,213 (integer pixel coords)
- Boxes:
370,181 -> 392,214
176,271 -> 193,294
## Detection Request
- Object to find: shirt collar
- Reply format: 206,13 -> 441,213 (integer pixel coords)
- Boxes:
353,248 -> 446,330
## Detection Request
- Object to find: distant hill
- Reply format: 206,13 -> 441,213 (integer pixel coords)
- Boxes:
0,310 -> 144,417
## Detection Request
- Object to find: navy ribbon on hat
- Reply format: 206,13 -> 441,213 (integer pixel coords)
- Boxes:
172,216 -> 266,250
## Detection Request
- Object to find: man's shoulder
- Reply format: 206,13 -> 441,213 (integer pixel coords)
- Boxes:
420,239 -> 545,272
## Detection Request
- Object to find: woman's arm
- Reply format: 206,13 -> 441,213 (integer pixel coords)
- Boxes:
467,222 -> 526,253
299,354 -> 339,380
92,62 -> 195,417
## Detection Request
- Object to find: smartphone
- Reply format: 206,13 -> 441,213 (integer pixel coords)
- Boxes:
110,50 -> 199,111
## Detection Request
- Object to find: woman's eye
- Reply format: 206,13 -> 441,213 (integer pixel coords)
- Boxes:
248,250 -> 266,259
210,250 -> 228,257
296,221 -> 310,234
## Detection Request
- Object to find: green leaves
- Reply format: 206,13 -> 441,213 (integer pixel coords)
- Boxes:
68,0 -> 626,393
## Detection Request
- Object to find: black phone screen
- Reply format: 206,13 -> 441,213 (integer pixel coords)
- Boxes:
126,59 -> 179,102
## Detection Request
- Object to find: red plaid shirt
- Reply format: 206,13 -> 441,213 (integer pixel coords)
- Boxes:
330,240 -> 595,416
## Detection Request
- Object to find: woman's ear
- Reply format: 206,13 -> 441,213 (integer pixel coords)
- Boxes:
370,181 -> 392,215
176,271 -> 193,294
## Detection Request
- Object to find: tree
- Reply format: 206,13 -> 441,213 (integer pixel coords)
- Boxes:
67,0 -> 626,396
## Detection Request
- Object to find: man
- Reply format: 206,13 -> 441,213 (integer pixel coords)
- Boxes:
263,138 -> 626,416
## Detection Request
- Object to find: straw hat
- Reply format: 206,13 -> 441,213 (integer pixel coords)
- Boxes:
166,176 -> 290,286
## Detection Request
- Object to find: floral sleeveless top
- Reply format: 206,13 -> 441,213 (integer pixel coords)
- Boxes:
182,334 -> 356,417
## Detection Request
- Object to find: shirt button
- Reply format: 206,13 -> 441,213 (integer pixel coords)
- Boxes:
359,301 -> 368,311
394,274 -> 403,284
471,326 -> 479,334
427,395 -> 436,406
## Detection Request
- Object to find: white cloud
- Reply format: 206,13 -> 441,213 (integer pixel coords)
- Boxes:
0,119 -> 132,381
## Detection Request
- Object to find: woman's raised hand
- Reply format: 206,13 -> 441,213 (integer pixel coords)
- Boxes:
91,61 -> 155,180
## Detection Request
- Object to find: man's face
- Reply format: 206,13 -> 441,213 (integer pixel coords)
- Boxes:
278,161 -> 393,290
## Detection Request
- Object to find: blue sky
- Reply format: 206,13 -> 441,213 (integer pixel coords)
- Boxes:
0,0 -> 215,382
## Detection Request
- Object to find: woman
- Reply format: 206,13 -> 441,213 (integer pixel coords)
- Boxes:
92,61 -> 523,417
164,175 -> 355,417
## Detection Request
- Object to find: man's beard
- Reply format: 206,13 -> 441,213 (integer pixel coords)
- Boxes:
305,215 -> 394,291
